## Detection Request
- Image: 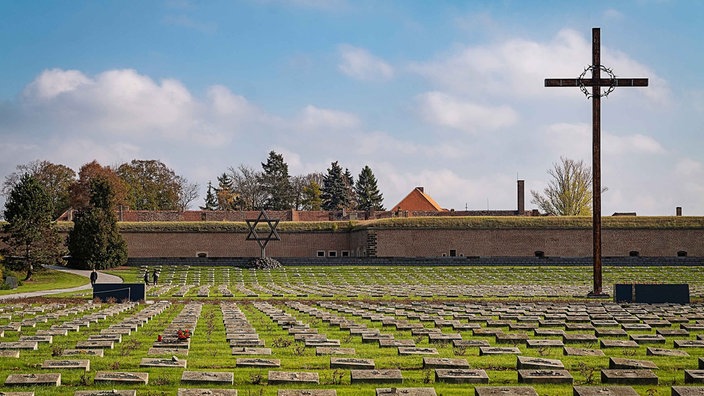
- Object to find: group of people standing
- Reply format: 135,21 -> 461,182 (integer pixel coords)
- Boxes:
145,269 -> 159,285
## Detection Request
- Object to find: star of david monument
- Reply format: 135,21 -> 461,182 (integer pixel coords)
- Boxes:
246,210 -> 281,258
545,27 -> 648,296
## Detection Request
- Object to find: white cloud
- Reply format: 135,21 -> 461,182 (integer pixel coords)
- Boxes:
416,91 -> 518,133
297,105 -> 361,130
23,69 -> 92,100
544,122 -> 665,158
338,45 -> 395,81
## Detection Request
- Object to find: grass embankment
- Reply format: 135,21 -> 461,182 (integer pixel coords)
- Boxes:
0,269 -> 88,296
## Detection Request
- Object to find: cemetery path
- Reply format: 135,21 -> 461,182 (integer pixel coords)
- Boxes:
0,265 -> 123,300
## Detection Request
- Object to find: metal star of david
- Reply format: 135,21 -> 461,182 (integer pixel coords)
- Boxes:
245,210 -> 280,257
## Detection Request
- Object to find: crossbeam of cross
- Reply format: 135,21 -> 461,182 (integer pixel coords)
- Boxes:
544,28 -> 648,296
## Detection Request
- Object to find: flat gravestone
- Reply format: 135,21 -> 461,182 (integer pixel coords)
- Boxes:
526,339 -> 564,348
609,357 -> 657,370
236,358 -> 280,368
316,347 -> 355,356
572,386 -> 639,396
5,373 -> 61,386
563,347 -> 605,356
474,387 -> 538,396
149,347 -> 189,356
350,369 -> 403,384
0,341 -> 37,350
518,370 -> 573,384
0,393 -> 33,396
675,340 -> 704,348
154,339 -> 190,349
563,334 -> 598,343
268,371 -> 319,385
42,359 -> 90,371
63,349 -> 105,357
76,340 -> 114,349
423,357 -> 469,370
672,386 -> 704,396
94,371 -> 148,385
600,340 -> 639,348
595,329 -> 627,337
454,340 -> 490,348
331,357 -> 375,370
630,334 -> 666,344
278,391 -> 336,396
600,369 -> 658,385
181,371 -> 234,385
140,357 -> 188,368
398,347 -> 438,356
178,390 -> 238,396
379,339 -> 415,348
646,347 -> 688,357
232,347 -> 272,355
376,388 -> 436,396
701,357 -> 704,369
435,369 -> 489,384
686,370 -> 704,384
517,356 -> 564,370
479,347 -> 521,356
75,391 -> 137,396
0,350 -> 20,358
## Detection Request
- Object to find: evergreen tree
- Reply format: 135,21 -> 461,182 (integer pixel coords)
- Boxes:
2,174 -> 64,280
301,180 -> 323,210
321,161 -> 350,211
355,165 -> 385,211
259,151 -> 294,210
215,173 -> 239,210
67,177 -> 127,270
200,181 -> 218,210
344,168 -> 357,210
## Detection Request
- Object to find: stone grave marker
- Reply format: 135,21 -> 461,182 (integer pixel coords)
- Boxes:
630,334 -> 666,344
268,371 -> 320,385
398,347 -> 438,356
316,347 -> 355,355
236,358 -> 280,368
517,369 -> 573,384
600,340 -> 639,348
94,371 -> 149,385
422,357 -> 469,370
672,386 -> 704,396
375,388 -> 436,396
646,347 -> 689,357
5,373 -> 61,386
350,369 -> 403,384
609,357 -> 657,370
231,347 -> 272,355
474,386 -> 538,396
675,340 -> 704,348
685,370 -> 704,384
140,357 -> 188,368
177,389 -> 238,396
526,339 -> 564,348
600,369 -> 658,385
42,359 -> 90,371
572,386 -> 639,396
330,357 -> 375,370
435,369 -> 489,384
0,341 -> 37,350
149,347 -> 189,356
278,390 -> 337,396
479,346 -> 521,356
453,340 -> 490,348
0,349 -> 20,358
516,356 -> 564,369
75,391 -> 137,396
76,340 -> 114,349
181,371 -> 234,385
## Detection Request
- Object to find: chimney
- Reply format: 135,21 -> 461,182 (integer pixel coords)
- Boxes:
676,207 -> 682,216
517,180 -> 525,214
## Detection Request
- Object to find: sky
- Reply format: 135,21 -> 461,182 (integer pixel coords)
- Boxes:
1,0 -> 702,216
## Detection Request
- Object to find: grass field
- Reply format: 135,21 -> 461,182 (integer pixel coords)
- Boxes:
1,264 -> 703,395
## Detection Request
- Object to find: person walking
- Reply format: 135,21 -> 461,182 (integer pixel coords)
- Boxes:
152,269 -> 159,285
90,269 -> 98,286
144,271 -> 150,285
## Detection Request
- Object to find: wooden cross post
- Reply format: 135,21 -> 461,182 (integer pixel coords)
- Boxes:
545,28 -> 648,296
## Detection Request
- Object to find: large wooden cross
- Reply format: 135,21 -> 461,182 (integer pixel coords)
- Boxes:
545,28 -> 648,296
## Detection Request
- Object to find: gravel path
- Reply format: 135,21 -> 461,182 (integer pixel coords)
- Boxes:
0,265 -> 123,300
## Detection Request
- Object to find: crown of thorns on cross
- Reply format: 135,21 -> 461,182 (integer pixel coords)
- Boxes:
245,210 -> 281,250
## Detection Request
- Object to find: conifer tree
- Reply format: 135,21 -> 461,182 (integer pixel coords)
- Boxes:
67,177 -> 127,270
200,181 -> 218,210
259,151 -> 294,210
321,161 -> 350,211
2,174 -> 64,280
355,165 -> 385,211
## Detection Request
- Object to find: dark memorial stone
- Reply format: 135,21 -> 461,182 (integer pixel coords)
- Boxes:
5,373 -> 61,386
518,370 -> 573,384
685,370 -> 704,384
435,369 -> 489,384
475,387 -> 538,396
375,388 -> 436,396
278,391 -> 336,396
268,371 -> 319,385
614,283 -> 689,303
572,386 -> 639,396
609,358 -> 657,370
350,369 -> 403,384
672,386 -> 704,396
93,283 -> 146,302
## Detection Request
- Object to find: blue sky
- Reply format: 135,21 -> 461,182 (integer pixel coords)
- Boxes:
1,0 -> 703,215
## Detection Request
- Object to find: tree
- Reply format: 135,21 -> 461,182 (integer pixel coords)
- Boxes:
259,151 -> 294,210
530,157 -> 596,216
67,177 -> 127,270
321,161 -> 351,211
177,176 -> 199,211
215,173 -> 239,210
3,160 -> 76,219
301,179 -> 323,210
228,165 -> 266,210
69,160 -> 128,210
355,165 -> 385,211
116,160 -> 181,211
344,168 -> 357,210
2,174 -> 65,280
200,181 -> 218,210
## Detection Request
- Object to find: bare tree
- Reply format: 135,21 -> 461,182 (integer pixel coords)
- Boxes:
228,164 -> 266,210
177,176 -> 199,211
531,157 -> 602,216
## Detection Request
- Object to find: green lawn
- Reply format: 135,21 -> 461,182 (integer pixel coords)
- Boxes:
0,268 -> 88,296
